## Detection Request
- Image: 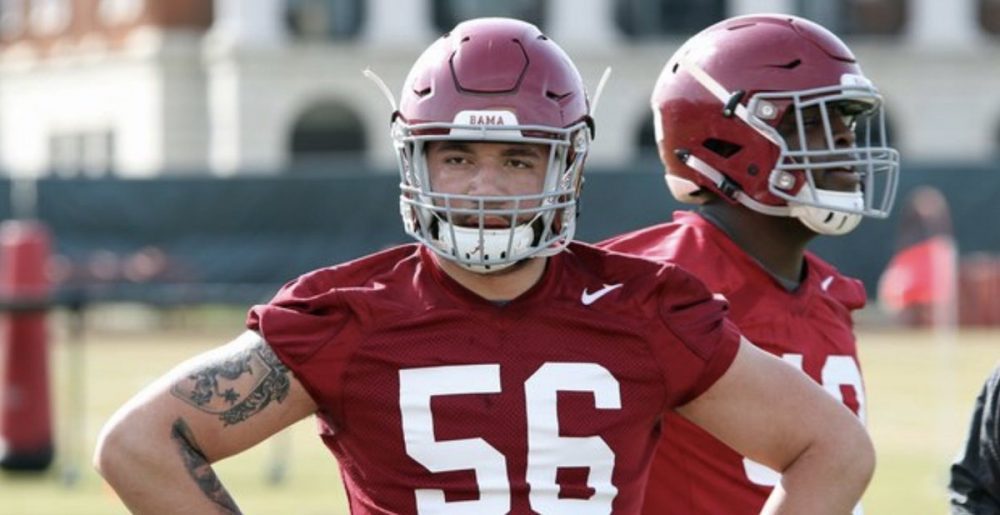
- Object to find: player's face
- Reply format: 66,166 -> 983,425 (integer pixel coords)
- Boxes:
777,104 -> 860,193
425,141 -> 549,227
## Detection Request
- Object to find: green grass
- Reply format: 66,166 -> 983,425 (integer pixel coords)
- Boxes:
0,322 -> 997,514
1,324 -> 346,515
861,328 -> 999,514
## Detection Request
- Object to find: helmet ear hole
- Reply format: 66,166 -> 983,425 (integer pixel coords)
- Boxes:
702,138 -> 742,158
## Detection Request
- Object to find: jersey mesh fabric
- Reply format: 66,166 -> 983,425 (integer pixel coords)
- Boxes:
600,211 -> 867,515
247,242 -> 740,514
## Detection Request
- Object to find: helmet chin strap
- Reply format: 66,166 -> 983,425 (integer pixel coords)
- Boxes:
789,189 -> 864,235
676,154 -> 863,235
435,221 -> 537,274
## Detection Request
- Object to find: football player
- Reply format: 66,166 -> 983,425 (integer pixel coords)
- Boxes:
94,17 -> 873,514
599,14 -> 899,515
951,363 -> 1000,513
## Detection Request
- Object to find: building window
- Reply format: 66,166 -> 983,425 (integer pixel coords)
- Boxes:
981,0 -> 1000,34
796,0 -> 906,36
288,101 -> 366,171
432,0 -> 545,34
286,0 -> 364,41
50,130 -> 115,178
98,0 -> 143,26
615,0 -> 724,39
29,0 -> 71,35
0,0 -> 25,40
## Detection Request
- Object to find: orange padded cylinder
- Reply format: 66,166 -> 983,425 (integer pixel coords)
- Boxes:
0,220 -> 53,471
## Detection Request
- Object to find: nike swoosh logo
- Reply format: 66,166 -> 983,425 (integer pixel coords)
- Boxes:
581,283 -> 623,306
821,275 -> 835,291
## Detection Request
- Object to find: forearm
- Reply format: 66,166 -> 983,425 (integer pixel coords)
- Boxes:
95,416 -> 242,514
760,434 -> 875,515
95,332 -> 316,513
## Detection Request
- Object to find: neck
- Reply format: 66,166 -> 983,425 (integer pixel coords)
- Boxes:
435,255 -> 548,302
699,202 -> 817,284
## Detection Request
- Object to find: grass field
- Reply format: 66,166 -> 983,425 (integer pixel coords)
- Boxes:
0,312 -> 997,514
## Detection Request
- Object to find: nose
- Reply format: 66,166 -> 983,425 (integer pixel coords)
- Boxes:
462,159 -> 514,226
830,114 -> 856,148
466,159 -> 506,197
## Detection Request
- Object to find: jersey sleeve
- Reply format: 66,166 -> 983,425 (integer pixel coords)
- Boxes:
949,364 -> 1000,513
649,265 -> 742,408
246,271 -> 363,411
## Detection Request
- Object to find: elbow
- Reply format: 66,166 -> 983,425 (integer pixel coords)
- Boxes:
855,425 -> 877,486
833,415 -> 877,489
93,417 -> 124,480
93,411 -> 145,484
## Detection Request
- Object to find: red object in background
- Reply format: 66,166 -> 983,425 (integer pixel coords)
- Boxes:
877,186 -> 958,327
958,254 -> 1000,327
878,235 -> 957,311
0,220 -> 54,471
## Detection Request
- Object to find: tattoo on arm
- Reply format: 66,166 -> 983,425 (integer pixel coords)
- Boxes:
171,418 -> 242,514
170,340 -> 291,426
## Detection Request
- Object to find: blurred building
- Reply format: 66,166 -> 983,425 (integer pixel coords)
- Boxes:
0,0 -> 998,178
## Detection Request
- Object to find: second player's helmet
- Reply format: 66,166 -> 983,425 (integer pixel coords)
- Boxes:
392,17 -> 593,272
652,14 -> 899,235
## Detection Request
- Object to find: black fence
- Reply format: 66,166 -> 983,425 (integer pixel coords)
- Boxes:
0,161 -> 997,306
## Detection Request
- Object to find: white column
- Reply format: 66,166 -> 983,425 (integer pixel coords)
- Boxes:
545,0 -> 621,48
907,0 -> 981,49
728,0 -> 796,17
206,57 -> 241,175
210,0 -> 287,48
363,0 -> 435,46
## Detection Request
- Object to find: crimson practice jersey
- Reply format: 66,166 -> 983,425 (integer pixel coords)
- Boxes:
600,211 -> 867,515
247,242 -> 741,514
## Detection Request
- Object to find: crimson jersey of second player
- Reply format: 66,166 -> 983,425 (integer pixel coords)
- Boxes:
600,211 -> 867,515
247,241 -> 741,514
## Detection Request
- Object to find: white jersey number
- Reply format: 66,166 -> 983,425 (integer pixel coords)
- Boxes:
399,363 -> 621,514
741,354 -> 866,514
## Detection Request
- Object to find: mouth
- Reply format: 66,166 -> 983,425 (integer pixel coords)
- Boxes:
816,168 -> 861,191
449,215 -> 514,229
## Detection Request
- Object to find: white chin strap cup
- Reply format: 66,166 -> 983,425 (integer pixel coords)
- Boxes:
436,221 -> 536,274
790,189 -> 864,235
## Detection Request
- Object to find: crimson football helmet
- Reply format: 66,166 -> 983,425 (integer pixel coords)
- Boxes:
391,18 -> 593,272
652,14 -> 899,235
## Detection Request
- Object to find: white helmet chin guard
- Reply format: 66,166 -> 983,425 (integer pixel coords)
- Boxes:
789,189 -> 863,235
435,222 -> 537,273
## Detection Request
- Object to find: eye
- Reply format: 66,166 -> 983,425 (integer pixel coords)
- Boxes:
506,158 -> 534,169
443,155 -> 471,166
801,114 -> 822,127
